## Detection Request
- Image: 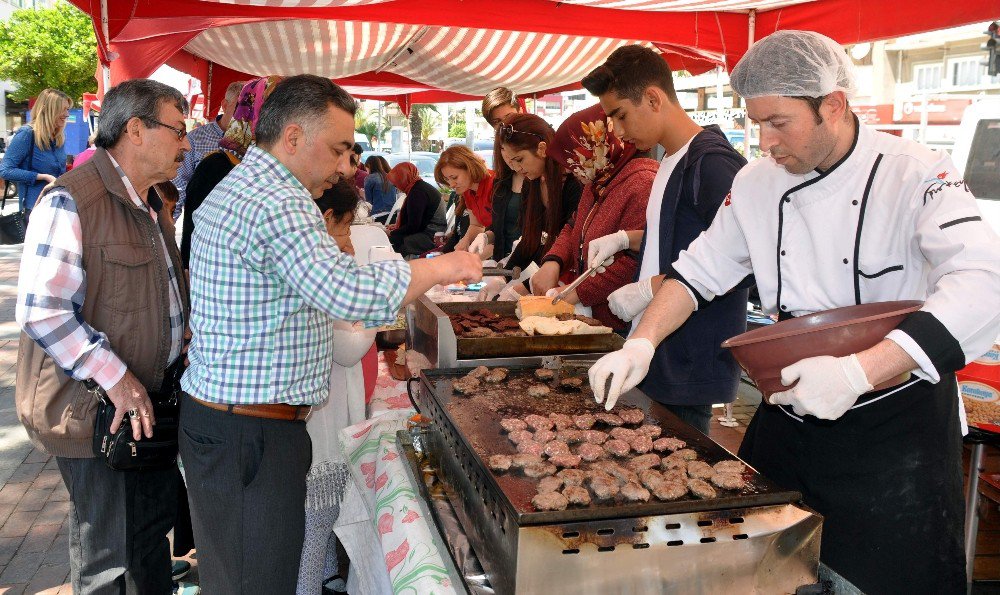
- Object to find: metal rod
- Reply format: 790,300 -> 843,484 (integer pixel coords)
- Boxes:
965,442 -> 985,583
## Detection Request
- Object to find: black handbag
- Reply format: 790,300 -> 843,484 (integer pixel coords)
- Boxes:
89,363 -> 183,471
0,182 -> 27,245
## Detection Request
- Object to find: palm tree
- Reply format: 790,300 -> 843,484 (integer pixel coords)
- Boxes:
408,104 -> 439,151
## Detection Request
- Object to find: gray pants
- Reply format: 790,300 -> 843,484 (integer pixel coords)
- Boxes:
56,456 -> 177,595
664,403 -> 713,435
179,394 -> 312,594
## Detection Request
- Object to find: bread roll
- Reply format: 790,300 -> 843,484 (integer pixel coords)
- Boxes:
515,296 -> 575,320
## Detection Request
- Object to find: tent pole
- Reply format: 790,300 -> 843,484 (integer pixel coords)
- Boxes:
100,0 -> 111,91
742,9 -> 756,159
207,62 -> 214,121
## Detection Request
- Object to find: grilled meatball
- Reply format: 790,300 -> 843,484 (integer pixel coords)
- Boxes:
488,454 -> 512,472
535,368 -> 556,380
576,443 -> 605,462
638,469 -> 664,490
581,430 -> 608,445
609,427 -> 638,442
537,476 -> 564,493
451,377 -> 481,394
711,472 -> 746,491
467,327 -> 496,338
511,453 -> 543,468
562,485 -> 592,506
661,469 -> 688,484
618,409 -> 645,425
589,477 -> 620,500
629,435 -> 654,454
556,429 -> 584,444
467,365 -> 490,379
687,460 -> 715,480
636,425 -> 663,438
508,430 -> 534,445
549,413 -> 574,430
661,455 -> 688,471
549,454 -> 582,468
687,478 -> 717,499
517,441 -> 544,456
543,440 -> 570,458
651,481 -> 687,502
595,413 -> 624,427
556,468 -> 586,487
527,384 -> 551,398
713,460 -> 746,475
483,367 -> 509,383
621,482 -> 652,503
524,462 -> 558,478
573,414 -> 597,430
525,414 -> 555,432
532,491 -> 569,511
500,418 -> 528,433
592,461 -> 638,486
653,437 -> 687,453
533,430 -> 556,444
560,377 -> 585,390
628,453 -> 662,472
604,439 -> 631,458
673,449 -> 698,461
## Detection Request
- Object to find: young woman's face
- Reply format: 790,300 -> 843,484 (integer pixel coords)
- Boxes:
56,103 -> 70,131
501,142 -> 547,180
440,165 -> 473,194
487,104 -> 520,129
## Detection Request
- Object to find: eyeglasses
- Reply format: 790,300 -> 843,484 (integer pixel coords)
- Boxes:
142,118 -> 187,141
497,122 -> 546,143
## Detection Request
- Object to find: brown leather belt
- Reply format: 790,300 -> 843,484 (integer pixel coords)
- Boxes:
188,394 -> 310,421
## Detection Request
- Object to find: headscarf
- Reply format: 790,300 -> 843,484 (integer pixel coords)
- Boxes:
549,104 -> 636,199
386,162 -> 420,194
219,76 -> 284,158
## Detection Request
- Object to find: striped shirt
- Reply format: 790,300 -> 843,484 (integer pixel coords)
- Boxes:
171,118 -> 224,218
181,146 -> 410,406
16,154 -> 186,391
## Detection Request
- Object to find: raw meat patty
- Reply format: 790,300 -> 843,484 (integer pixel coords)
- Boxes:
686,461 -> 714,480
543,440 -> 570,458
556,469 -> 586,487
573,414 -> 597,430
621,482 -> 651,502
533,430 -> 556,444
636,425 -> 663,438
556,429 -> 584,444
537,476 -> 564,493
595,413 -> 624,427
609,427 -> 638,442
549,454 -> 582,468
532,491 -> 569,511
618,409 -> 645,425
711,472 -> 745,491
627,453 -> 662,472
525,414 -> 555,432
653,437 -> 687,452
576,443 -> 605,462
629,435 -> 654,454
488,454 -> 512,472
604,439 -> 631,458
562,485 -> 592,506
549,413 -> 574,430
500,418 -> 527,433
517,441 -> 544,456
687,478 -> 717,499
508,430 -> 534,445
581,430 -> 608,445
524,462 -> 558,478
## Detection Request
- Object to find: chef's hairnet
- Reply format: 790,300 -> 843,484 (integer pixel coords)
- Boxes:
730,30 -> 857,100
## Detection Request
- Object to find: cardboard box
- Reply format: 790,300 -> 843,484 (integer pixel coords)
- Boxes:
958,344 -> 1000,433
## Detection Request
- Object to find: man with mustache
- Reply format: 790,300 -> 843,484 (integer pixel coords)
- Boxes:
16,79 -> 192,594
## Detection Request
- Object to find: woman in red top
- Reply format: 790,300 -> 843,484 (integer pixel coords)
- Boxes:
530,104 -> 657,330
434,145 -> 495,251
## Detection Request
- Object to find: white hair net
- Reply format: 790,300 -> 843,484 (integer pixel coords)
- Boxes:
730,30 -> 857,100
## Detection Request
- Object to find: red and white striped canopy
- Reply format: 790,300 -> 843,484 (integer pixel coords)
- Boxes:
192,0 -> 810,8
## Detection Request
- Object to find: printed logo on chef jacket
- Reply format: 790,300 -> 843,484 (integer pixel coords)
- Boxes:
921,171 -> 971,205
724,193 -> 732,207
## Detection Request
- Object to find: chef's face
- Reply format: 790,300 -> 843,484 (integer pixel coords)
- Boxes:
599,88 -> 660,152
746,95 -> 840,175
501,142 -> 547,180
441,165 -> 473,194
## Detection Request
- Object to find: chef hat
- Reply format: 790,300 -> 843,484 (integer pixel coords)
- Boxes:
729,30 -> 857,100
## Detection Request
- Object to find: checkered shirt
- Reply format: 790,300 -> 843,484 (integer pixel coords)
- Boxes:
171,118 -> 224,217
181,146 -> 410,406
16,155 -> 186,390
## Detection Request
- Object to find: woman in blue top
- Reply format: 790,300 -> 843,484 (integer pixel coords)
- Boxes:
0,88 -> 71,213
363,155 -> 396,222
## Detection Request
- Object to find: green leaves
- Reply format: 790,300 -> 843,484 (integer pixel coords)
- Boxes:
0,2 -> 97,103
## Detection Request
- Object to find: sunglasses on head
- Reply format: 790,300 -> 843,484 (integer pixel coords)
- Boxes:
498,122 -> 546,143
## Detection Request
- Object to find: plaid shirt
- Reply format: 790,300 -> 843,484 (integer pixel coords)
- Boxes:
170,118 -> 224,218
16,155 -> 186,391
181,146 -> 410,406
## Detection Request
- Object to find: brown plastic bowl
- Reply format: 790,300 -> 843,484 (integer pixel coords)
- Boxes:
722,300 -> 923,397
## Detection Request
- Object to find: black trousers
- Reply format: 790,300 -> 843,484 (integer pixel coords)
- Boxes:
178,394 -> 312,594
739,376 -> 965,595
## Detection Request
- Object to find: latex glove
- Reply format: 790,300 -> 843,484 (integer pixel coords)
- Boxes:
573,302 -> 593,317
587,231 -> 630,273
497,287 -> 521,301
588,338 -> 656,411
479,276 -> 507,301
498,237 -> 521,267
769,354 -> 873,420
608,278 -> 655,322
469,232 -> 490,255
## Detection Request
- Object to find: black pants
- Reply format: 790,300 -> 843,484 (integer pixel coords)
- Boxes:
179,394 -> 312,594
739,376 -> 965,595
664,403 -> 712,434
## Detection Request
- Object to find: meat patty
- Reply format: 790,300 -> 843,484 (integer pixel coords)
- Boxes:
527,384 -> 551,398
537,476 -> 563,493
451,377 -> 481,394
621,482 -> 652,502
661,469 -> 688,484
549,413 -> 574,430
556,469 -> 586,487
595,413 -> 624,427
651,481 -> 687,501
488,454 -> 512,472
549,454 -> 582,468
507,430 -> 534,445
562,485 -> 592,506
618,409 -> 645,425
629,435 -> 654,454
500,418 -> 528,433
581,430 -> 608,445
604,439 -> 631,458
524,462 -> 558,478
556,429 -> 584,444
466,327 -> 496,338
673,449 -> 698,461
576,443 -> 605,462
713,460 -> 746,475
687,478 -> 717,499
534,368 -> 556,380
652,437 -> 687,453
589,477 -> 620,500
560,377 -> 585,390
533,430 -> 556,444
686,460 -> 714,480
532,491 -> 569,511
524,414 -> 555,432
627,453 -> 662,472
661,455 -> 688,471
592,461 -> 638,486
516,441 -> 544,456
543,440 -> 570,458
572,414 -> 597,430
511,453 -> 542,468
711,472 -> 745,491
609,427 -> 638,442
467,366 -> 490,379
483,367 -> 509,383
636,425 -> 663,438
638,469 -> 664,490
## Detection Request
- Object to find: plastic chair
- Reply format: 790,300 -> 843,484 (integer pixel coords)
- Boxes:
349,224 -> 401,265
384,193 -> 406,227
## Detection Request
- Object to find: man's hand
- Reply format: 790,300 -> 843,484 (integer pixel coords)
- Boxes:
588,339 -> 656,411
436,251 -> 483,285
530,261 -> 561,296
608,278 -> 655,322
37,173 -> 57,195
769,354 -> 873,420
587,231 -> 630,273
105,370 -> 155,440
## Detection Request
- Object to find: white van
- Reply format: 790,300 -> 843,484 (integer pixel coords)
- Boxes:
354,133 -> 372,152
952,98 -> 1000,234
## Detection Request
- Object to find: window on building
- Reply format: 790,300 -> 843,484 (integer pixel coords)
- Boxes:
950,56 -> 985,88
913,63 -> 943,91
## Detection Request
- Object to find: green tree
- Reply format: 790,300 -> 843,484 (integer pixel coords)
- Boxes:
0,3 -> 98,103
408,104 -> 439,151
448,122 -> 467,139
355,108 -> 391,148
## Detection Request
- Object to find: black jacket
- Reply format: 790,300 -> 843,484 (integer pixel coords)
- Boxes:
507,175 -> 582,272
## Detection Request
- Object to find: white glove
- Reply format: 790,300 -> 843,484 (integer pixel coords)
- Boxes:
588,338 -> 656,411
469,232 -> 490,255
608,277 -> 655,322
587,231 -> 630,273
769,354 -> 873,420
573,302 -> 593,317
479,276 -> 506,301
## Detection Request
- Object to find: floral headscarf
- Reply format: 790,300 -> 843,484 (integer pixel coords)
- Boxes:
549,104 -> 637,199
386,162 -> 421,194
219,76 -> 284,158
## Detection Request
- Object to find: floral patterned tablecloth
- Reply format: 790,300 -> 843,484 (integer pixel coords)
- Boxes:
339,357 -> 460,595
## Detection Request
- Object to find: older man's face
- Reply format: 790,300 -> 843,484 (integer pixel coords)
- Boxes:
144,101 -> 191,183
295,105 -> 355,198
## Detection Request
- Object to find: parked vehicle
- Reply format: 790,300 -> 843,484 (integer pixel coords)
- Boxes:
387,152 -> 440,188
952,98 -> 1000,233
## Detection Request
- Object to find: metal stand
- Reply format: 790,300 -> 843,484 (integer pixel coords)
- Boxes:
717,402 -> 738,428
966,441 -> 986,584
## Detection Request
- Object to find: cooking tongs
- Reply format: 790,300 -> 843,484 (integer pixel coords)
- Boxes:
550,257 -> 612,305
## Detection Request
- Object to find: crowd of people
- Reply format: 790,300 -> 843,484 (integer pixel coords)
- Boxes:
7,28 -> 1000,595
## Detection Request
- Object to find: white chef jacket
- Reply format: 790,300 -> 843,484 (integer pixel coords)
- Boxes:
672,121 -> 1000,383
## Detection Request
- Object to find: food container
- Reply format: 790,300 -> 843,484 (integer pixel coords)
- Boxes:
958,344 -> 1000,433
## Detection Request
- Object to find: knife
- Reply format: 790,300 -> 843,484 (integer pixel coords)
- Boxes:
550,257 -> 612,305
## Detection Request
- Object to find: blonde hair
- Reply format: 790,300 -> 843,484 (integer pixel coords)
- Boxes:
481,87 -> 517,125
434,145 -> 489,187
31,89 -> 72,150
